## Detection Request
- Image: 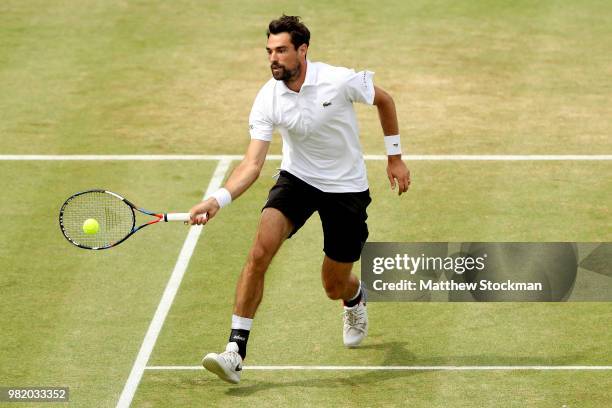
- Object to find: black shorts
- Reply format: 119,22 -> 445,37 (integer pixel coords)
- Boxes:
262,170 -> 371,263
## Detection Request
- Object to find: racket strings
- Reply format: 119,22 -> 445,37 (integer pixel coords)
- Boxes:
60,191 -> 134,248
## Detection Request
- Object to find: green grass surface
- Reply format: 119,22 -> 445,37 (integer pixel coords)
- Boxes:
1,0 -> 611,155
1,161 -> 609,407
0,0 -> 611,407
137,371 -> 612,407
0,161 -> 216,407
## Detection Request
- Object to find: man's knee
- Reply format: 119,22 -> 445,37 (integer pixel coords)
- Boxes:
246,242 -> 273,274
244,210 -> 291,276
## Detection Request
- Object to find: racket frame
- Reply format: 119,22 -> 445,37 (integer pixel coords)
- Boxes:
59,189 -> 190,250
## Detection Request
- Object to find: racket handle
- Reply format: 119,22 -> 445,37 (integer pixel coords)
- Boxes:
164,213 -> 191,222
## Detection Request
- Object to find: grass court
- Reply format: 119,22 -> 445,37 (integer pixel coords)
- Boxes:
0,1 -> 610,406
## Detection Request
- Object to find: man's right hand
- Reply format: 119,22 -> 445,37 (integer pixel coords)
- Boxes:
189,198 -> 221,225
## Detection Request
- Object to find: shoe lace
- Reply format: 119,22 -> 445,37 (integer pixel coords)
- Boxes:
343,306 -> 366,331
221,350 -> 242,368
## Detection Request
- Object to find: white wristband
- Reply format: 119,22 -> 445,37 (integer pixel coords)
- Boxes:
384,135 -> 402,156
210,188 -> 232,208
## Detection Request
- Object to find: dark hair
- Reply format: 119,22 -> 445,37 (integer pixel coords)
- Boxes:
267,15 -> 310,50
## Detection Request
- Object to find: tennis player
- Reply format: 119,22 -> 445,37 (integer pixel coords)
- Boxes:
189,15 -> 410,384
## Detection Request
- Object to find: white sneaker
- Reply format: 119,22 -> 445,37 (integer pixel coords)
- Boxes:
202,342 -> 243,384
343,298 -> 368,348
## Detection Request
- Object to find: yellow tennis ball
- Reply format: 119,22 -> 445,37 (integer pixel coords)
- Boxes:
83,218 -> 100,235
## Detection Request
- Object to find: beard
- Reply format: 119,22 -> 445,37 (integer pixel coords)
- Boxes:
270,61 -> 301,82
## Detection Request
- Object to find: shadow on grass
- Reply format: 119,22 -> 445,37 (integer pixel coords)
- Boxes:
225,341 -> 419,396
177,341 -> 592,397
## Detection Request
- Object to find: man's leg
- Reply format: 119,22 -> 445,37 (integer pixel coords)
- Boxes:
320,255 -> 359,301
234,207 -> 293,318
318,189 -> 371,347
320,255 -> 368,347
202,207 -> 292,383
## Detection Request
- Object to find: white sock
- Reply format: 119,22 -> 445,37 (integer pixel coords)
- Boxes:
231,314 -> 253,331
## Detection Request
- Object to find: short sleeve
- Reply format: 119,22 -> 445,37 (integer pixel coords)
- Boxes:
344,70 -> 375,105
248,87 -> 274,141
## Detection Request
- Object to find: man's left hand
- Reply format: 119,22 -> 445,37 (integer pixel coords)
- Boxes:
386,156 -> 411,195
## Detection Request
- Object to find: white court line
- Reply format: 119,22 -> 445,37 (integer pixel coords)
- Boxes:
115,158 -> 232,408
0,154 -> 245,161
1,154 -> 611,161
145,365 -> 612,371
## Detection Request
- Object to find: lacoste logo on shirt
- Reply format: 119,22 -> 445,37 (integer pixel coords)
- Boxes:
393,143 -> 399,147
322,101 -> 332,107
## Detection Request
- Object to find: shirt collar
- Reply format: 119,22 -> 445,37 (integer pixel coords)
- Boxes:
279,59 -> 316,94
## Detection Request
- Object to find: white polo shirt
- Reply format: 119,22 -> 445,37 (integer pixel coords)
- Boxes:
248,60 -> 375,192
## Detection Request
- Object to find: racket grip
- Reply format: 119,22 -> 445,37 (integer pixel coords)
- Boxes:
164,213 -> 191,222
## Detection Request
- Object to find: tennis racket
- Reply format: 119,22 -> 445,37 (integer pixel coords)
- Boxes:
59,189 -> 194,250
